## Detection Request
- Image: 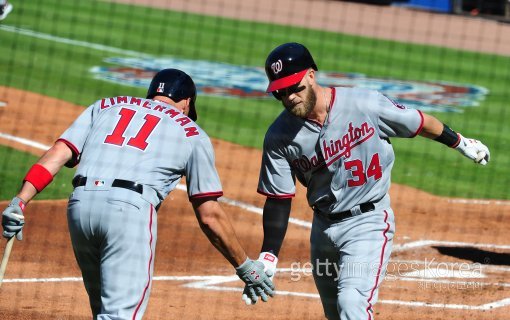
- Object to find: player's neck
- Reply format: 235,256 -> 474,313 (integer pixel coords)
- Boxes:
308,87 -> 331,125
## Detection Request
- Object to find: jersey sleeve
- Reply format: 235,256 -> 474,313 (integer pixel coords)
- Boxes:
372,92 -> 424,138
57,101 -> 98,167
257,134 -> 296,199
185,136 -> 223,200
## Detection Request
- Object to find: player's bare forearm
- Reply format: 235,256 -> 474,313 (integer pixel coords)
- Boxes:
36,141 -> 73,175
418,113 -> 445,140
192,198 -> 247,267
17,141 -> 73,204
260,198 -> 292,256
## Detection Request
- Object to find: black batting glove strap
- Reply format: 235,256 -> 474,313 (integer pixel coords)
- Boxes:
434,124 -> 460,148
2,197 -> 26,240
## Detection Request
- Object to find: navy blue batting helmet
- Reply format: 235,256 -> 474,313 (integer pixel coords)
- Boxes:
147,69 -> 197,121
265,42 -> 318,93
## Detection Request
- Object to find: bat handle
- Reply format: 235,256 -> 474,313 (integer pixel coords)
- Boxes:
0,237 -> 16,288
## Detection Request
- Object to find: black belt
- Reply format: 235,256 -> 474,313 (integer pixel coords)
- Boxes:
72,176 -> 144,194
316,201 -> 377,221
72,176 -> 163,210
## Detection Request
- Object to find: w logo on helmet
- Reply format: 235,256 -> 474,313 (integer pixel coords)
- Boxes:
271,60 -> 283,74
156,82 -> 165,93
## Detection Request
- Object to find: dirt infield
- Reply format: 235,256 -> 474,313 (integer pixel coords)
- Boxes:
0,88 -> 509,319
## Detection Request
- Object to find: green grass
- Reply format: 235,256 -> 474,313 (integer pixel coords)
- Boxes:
0,0 -> 509,200
0,146 -> 75,200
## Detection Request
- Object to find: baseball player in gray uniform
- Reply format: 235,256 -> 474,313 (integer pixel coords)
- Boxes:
2,69 -> 274,319
245,43 -> 490,319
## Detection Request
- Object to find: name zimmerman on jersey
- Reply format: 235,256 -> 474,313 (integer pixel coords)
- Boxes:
100,96 -> 199,137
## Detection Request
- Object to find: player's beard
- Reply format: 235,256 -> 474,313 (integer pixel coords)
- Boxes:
283,86 -> 317,118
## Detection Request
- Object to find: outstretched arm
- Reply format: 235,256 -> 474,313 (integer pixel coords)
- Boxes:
192,197 -> 247,267
192,197 -> 275,304
419,113 -> 490,165
418,113 -> 445,140
2,140 -> 73,240
17,140 -> 73,204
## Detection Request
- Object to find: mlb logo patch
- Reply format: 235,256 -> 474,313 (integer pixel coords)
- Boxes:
94,180 -> 105,186
156,82 -> 165,93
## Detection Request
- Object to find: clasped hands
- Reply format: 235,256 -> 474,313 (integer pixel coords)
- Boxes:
236,252 -> 278,305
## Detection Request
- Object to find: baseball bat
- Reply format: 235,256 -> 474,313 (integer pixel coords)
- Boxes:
0,237 -> 15,288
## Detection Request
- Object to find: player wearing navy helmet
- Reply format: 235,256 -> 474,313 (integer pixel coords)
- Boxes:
2,68 -> 274,318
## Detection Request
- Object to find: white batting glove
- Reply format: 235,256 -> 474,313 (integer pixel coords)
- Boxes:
242,252 -> 278,305
257,252 -> 278,280
455,134 -> 490,165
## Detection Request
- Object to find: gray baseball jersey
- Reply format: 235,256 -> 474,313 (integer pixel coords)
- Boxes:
59,96 -> 222,200
258,87 -> 423,213
58,96 -> 222,319
258,87 -> 423,320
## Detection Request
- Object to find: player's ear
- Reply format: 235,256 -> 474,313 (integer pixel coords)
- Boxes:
184,97 -> 191,114
178,97 -> 192,117
175,98 -> 190,115
303,68 -> 315,86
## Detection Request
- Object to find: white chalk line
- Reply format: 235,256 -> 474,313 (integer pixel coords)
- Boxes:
448,198 -> 510,206
4,271 -> 510,310
378,298 -> 510,310
0,25 -> 153,59
393,240 -> 510,252
0,132 -> 52,150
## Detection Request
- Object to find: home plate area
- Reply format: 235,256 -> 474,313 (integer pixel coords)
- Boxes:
173,240 -> 510,311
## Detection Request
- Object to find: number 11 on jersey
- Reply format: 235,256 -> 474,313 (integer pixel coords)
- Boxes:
104,108 -> 161,151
